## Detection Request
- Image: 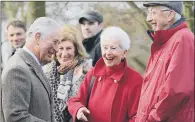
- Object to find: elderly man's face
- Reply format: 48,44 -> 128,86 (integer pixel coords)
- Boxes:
39,32 -> 60,65
80,19 -> 103,39
7,25 -> 26,48
101,39 -> 127,67
146,6 -> 173,31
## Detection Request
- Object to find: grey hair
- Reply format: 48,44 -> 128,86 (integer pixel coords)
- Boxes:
159,6 -> 181,22
174,12 -> 181,22
100,26 -> 131,50
26,17 -> 61,42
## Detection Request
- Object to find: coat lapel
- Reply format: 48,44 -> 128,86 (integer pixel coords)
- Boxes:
15,49 -> 51,99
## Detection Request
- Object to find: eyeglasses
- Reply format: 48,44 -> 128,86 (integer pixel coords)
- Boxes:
147,9 -> 171,17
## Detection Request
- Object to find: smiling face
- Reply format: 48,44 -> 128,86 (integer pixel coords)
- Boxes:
101,39 -> 127,67
146,6 -> 174,31
7,25 -> 26,48
39,32 -> 60,65
80,19 -> 102,39
56,40 -> 75,64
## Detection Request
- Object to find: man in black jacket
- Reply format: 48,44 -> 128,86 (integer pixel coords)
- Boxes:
79,10 -> 104,66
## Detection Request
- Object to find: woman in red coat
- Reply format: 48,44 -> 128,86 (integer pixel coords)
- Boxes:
68,26 -> 143,122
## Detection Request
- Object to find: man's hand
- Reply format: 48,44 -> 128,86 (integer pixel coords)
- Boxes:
76,107 -> 90,121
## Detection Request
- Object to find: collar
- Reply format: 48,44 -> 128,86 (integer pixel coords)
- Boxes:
23,46 -> 41,66
83,30 -> 102,45
147,18 -> 187,45
15,48 -> 51,98
93,57 -> 127,83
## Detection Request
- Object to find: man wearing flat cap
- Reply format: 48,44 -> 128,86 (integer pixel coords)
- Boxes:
79,10 -> 104,66
135,2 -> 194,122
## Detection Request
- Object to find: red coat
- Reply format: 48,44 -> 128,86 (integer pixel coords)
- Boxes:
68,58 -> 143,122
136,22 -> 194,122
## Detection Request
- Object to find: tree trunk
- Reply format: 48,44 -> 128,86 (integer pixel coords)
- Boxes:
184,2 -> 194,33
126,2 -> 151,30
26,1 -> 45,26
3,2 -> 23,20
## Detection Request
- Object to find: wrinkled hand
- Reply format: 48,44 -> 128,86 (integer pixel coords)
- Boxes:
57,58 -> 78,73
77,107 -> 90,121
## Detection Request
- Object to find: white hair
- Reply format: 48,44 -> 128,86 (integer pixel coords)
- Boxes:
159,6 -> 181,22
100,26 -> 131,50
26,17 -> 61,42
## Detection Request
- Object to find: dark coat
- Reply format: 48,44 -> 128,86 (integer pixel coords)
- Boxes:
83,30 -> 102,66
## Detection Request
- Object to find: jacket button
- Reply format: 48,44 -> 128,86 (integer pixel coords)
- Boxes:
98,77 -> 102,81
114,79 -> 117,83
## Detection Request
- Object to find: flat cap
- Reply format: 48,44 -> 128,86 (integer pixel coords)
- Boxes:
79,10 -> 103,24
143,2 -> 183,15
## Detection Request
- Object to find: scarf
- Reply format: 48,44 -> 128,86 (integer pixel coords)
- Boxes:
57,57 -> 84,110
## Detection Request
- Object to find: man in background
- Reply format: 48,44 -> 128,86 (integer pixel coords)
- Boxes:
79,10 -> 104,66
1,20 -> 26,69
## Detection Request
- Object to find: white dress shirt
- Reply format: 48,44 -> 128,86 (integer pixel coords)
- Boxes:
23,46 -> 41,66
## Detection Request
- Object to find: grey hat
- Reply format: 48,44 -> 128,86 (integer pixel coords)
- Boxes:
143,2 -> 183,15
79,10 -> 103,24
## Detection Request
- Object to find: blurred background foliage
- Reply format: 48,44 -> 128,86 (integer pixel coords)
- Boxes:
1,1 -> 194,75
2,1 -> 46,26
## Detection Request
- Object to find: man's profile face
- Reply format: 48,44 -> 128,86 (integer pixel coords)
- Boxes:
7,25 -> 26,48
39,31 -> 60,65
80,19 -> 103,39
146,6 -> 172,31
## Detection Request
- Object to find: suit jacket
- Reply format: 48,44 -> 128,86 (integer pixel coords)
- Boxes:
1,48 -> 54,122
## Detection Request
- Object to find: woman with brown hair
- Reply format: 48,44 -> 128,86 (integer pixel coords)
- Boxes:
43,25 -> 92,122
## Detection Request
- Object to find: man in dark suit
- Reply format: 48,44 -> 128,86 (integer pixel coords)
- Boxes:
1,17 -> 61,122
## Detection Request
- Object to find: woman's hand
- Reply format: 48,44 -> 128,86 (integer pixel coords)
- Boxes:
76,107 -> 90,121
57,58 -> 78,73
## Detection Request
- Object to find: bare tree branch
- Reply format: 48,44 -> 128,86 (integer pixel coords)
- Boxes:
126,2 -> 151,30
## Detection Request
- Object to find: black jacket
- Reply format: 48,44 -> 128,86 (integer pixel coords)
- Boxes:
83,30 -> 102,66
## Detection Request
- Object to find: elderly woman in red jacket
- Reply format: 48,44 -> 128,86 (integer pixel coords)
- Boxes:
68,26 -> 143,122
